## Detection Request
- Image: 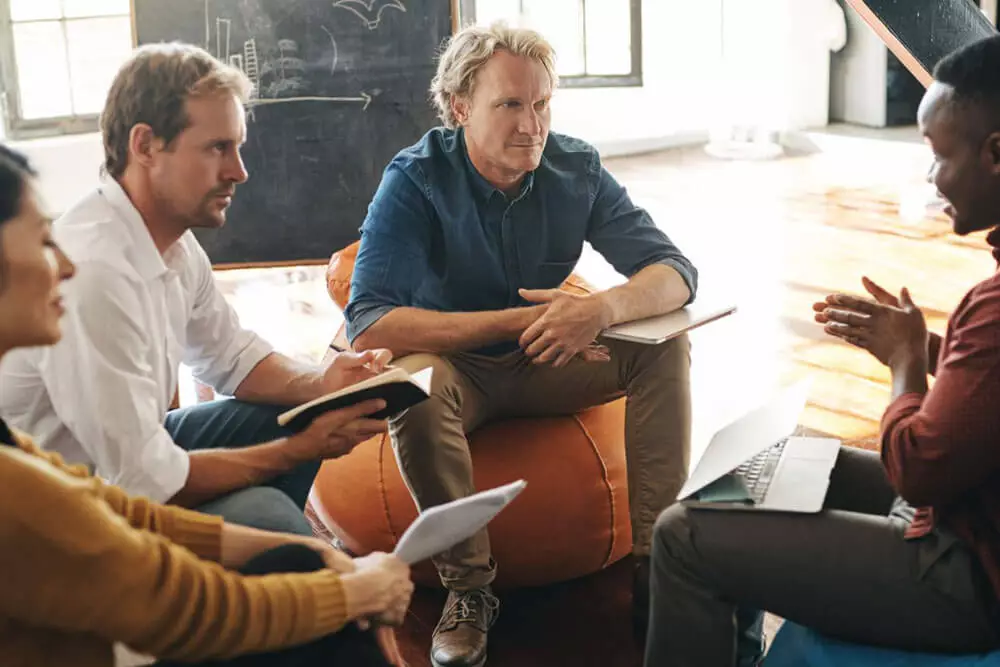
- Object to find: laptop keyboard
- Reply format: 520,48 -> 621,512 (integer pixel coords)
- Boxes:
733,438 -> 788,504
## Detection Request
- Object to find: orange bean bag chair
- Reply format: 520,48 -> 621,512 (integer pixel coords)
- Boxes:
311,242 -> 631,589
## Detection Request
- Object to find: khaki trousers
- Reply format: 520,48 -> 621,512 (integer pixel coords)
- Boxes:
388,335 -> 691,591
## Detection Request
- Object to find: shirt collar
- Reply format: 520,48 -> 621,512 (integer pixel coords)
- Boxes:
458,128 -> 535,202
97,177 -> 171,281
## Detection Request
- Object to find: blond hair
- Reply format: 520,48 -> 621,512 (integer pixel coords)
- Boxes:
430,22 -> 558,128
100,42 -> 251,178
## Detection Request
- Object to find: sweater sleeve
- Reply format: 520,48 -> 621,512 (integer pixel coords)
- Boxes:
0,447 -> 350,662
11,429 -> 222,561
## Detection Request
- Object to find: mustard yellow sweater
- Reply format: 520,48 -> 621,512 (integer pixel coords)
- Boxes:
0,429 -> 349,667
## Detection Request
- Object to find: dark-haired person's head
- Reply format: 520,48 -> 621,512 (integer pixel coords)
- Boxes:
921,34 -> 1000,236
0,144 -> 75,352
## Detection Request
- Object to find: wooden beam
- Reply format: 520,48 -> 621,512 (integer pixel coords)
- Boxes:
844,0 -> 997,89
844,0 -> 932,87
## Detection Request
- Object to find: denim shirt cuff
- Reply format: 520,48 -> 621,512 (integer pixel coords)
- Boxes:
345,304 -> 397,343
652,258 -> 698,305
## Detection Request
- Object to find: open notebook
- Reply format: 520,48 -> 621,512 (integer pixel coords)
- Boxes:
277,367 -> 433,431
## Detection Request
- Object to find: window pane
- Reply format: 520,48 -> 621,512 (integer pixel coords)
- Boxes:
9,0 -> 61,21
473,0 -> 522,26
584,0 -> 632,75
12,22 -> 73,119
63,0 -> 131,19
522,0 -> 585,76
65,16 -> 133,115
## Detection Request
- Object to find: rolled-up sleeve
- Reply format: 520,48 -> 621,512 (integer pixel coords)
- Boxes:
181,241 -> 273,397
344,163 -> 432,342
38,263 -> 190,502
880,284 -> 1000,507
586,154 -> 698,302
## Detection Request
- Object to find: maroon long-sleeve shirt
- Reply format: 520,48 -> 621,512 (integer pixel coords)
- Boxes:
881,228 -> 1000,600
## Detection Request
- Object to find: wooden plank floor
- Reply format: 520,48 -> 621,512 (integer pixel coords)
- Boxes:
212,130 -> 994,666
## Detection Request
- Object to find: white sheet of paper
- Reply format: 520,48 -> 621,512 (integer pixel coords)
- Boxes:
410,366 -> 433,393
393,480 -> 527,565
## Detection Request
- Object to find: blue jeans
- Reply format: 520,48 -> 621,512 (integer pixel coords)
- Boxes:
165,399 -> 320,536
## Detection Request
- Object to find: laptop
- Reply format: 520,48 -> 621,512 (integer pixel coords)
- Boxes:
678,380 -> 840,513
600,302 -> 737,345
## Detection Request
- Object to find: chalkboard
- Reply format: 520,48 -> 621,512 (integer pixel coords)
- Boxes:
846,0 -> 996,87
132,0 -> 454,267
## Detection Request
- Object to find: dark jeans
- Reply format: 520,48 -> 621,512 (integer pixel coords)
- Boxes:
645,446 -> 1000,667
156,544 -> 391,667
165,399 -> 320,536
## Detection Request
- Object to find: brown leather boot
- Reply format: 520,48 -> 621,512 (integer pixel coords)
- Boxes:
430,587 -> 499,667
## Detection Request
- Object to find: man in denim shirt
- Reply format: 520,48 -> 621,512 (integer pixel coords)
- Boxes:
346,23 -> 697,667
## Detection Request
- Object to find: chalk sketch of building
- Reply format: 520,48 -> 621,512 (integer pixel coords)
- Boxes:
260,39 -> 309,98
333,0 -> 406,31
215,18 -> 232,62
203,0 -> 373,116
244,38 -> 260,93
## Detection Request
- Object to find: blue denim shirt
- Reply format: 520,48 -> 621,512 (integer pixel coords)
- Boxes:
345,128 -> 698,356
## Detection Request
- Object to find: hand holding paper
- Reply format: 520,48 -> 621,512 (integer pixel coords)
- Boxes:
393,480 -> 528,565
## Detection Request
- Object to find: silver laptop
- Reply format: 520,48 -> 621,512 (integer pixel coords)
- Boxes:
678,380 -> 840,513
601,302 -> 737,345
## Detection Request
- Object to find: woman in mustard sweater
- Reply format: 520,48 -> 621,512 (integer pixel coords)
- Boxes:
0,143 -> 415,667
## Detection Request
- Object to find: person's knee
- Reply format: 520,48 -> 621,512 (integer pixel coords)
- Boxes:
166,399 -> 291,450
653,503 -> 696,565
202,486 -> 313,536
239,543 -> 326,575
645,333 -> 691,378
389,354 -> 463,450
394,354 -> 462,401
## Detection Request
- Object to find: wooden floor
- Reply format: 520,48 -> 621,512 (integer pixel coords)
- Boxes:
212,129 -> 995,666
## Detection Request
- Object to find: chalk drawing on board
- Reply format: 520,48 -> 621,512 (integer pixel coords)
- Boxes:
215,18 -> 232,62
260,39 -> 310,98
320,25 -> 338,75
248,92 -> 372,109
333,0 -> 406,30
202,1 -> 372,120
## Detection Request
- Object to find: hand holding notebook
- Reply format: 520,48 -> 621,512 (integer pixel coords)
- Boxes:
278,366 -> 434,431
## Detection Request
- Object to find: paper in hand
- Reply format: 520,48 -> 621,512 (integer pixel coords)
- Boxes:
393,480 -> 527,565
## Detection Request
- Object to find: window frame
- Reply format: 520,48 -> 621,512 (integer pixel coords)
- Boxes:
458,0 -> 643,89
0,0 -> 133,139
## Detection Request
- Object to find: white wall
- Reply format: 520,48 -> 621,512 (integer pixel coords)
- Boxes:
830,0 -> 888,127
10,132 -> 104,216
551,0 -> 722,155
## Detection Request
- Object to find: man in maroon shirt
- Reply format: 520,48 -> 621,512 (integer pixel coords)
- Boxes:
643,36 -> 1000,667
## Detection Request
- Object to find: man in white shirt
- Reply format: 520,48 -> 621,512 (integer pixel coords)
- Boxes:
0,43 -> 390,536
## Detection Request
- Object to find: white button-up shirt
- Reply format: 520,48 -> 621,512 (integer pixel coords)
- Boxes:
0,178 -> 273,502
